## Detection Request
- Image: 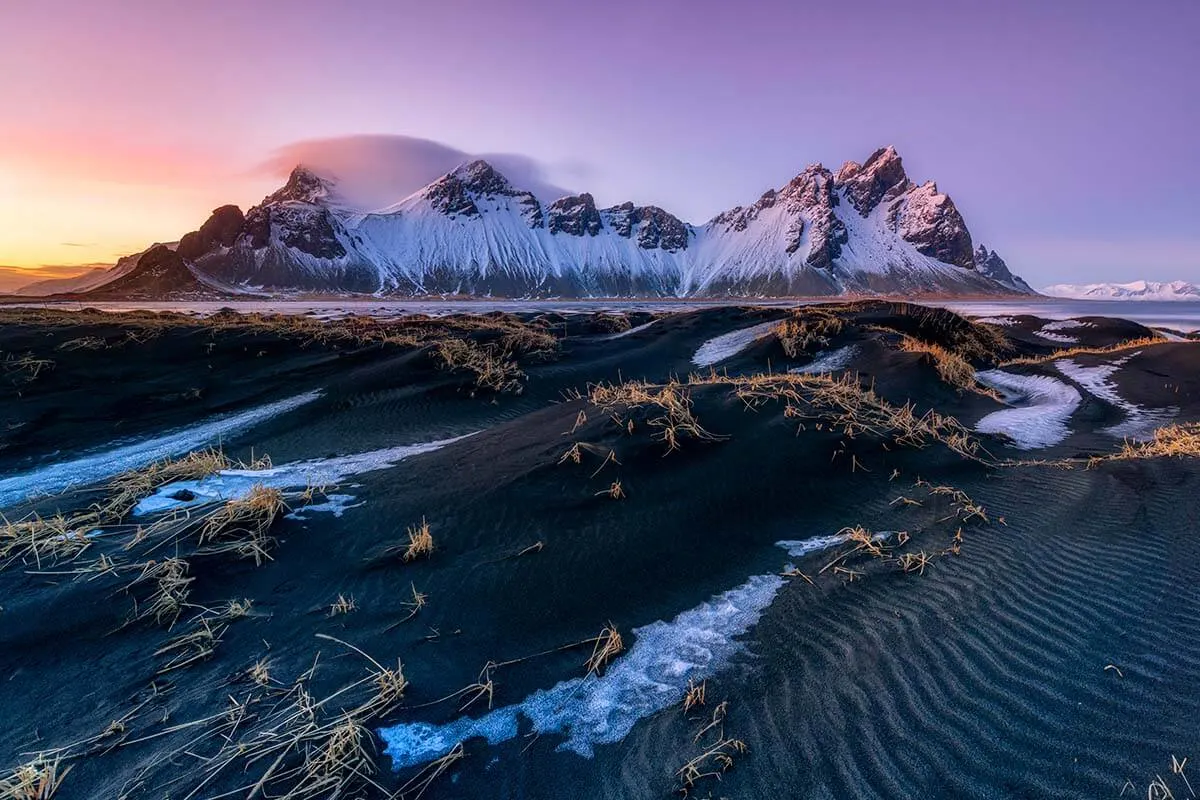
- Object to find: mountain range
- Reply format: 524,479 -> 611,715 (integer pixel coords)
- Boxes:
14,146 -> 1033,299
1041,280 -> 1200,301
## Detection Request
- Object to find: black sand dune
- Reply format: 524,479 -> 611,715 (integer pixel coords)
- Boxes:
1,302 -> 1198,799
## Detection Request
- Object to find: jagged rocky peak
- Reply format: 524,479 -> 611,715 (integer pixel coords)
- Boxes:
711,163 -> 847,269
835,145 -> 912,215
602,202 -> 690,251
974,244 -> 1031,291
423,160 -> 543,225
241,173 -> 348,260
547,193 -> 602,236
783,164 -> 847,268
266,165 -> 337,205
884,181 -> 975,269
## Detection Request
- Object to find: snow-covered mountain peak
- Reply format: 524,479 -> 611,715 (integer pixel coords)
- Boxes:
401,158 -> 542,224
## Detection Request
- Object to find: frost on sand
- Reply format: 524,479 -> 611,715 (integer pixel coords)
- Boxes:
380,532 -> 855,771
974,370 -> 1081,449
133,435 -> 475,517
1055,357 -> 1176,440
0,391 -> 322,510
692,320 -> 781,368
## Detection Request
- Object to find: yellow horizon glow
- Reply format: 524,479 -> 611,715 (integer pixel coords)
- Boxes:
0,160 -> 269,270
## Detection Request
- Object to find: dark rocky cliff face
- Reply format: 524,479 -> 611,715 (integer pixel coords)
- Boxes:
835,146 -> 912,215
424,160 -> 544,226
603,203 -> 690,251
547,193 -> 603,236
884,184 -> 976,270
710,164 -> 847,270
177,205 -> 244,261
974,244 -> 1033,292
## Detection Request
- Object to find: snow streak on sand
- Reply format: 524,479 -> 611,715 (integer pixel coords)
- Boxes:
0,391 -> 322,510
789,345 -> 858,375
692,320 -> 780,367
1055,357 -> 1176,440
972,316 -> 1017,326
974,371 -> 1082,449
380,532 -> 851,770
600,318 -> 659,340
1033,319 -> 1092,344
133,435 -> 474,516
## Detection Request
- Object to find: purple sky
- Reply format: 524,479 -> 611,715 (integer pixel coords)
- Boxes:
1,0 -> 1197,285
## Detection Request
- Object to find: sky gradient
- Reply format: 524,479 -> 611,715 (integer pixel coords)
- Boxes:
1,0 -> 1197,288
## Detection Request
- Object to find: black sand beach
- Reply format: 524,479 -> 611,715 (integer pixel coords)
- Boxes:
1,302 -> 1198,799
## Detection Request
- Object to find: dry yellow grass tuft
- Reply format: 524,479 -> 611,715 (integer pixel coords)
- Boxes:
1000,335 -> 1167,367
723,371 -> 986,462
402,518 -> 435,562
0,513 -> 93,570
129,557 -> 193,626
101,448 -> 241,521
0,755 -> 70,800
775,307 -> 846,357
682,679 -> 707,714
432,338 -> 525,394
155,617 -> 226,674
1105,423 -> 1200,462
899,336 -> 1001,400
196,484 -> 286,564
595,479 -> 626,499
585,623 -> 624,676
588,379 -> 723,454
1,352 -> 55,385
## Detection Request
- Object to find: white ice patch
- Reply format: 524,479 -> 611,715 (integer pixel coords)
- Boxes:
286,494 -> 365,519
380,574 -> 784,769
0,391 -> 322,510
133,435 -> 473,516
1033,319 -> 1092,344
600,319 -> 659,340
692,320 -> 780,368
379,531 -> 862,771
1055,358 -> 1176,440
788,345 -> 858,375
972,316 -> 1017,326
974,371 -> 1082,449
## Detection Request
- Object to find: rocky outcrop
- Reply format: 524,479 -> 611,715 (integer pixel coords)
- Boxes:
974,244 -> 1033,292
423,160 -> 543,226
709,164 -> 847,270
80,244 -> 211,298
177,205 -> 244,260
885,182 -> 975,270
547,193 -> 602,237
836,146 -> 911,215
602,203 -> 690,251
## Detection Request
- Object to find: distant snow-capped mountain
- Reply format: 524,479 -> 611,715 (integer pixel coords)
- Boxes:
36,146 -> 1033,299
1042,280 -> 1200,301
